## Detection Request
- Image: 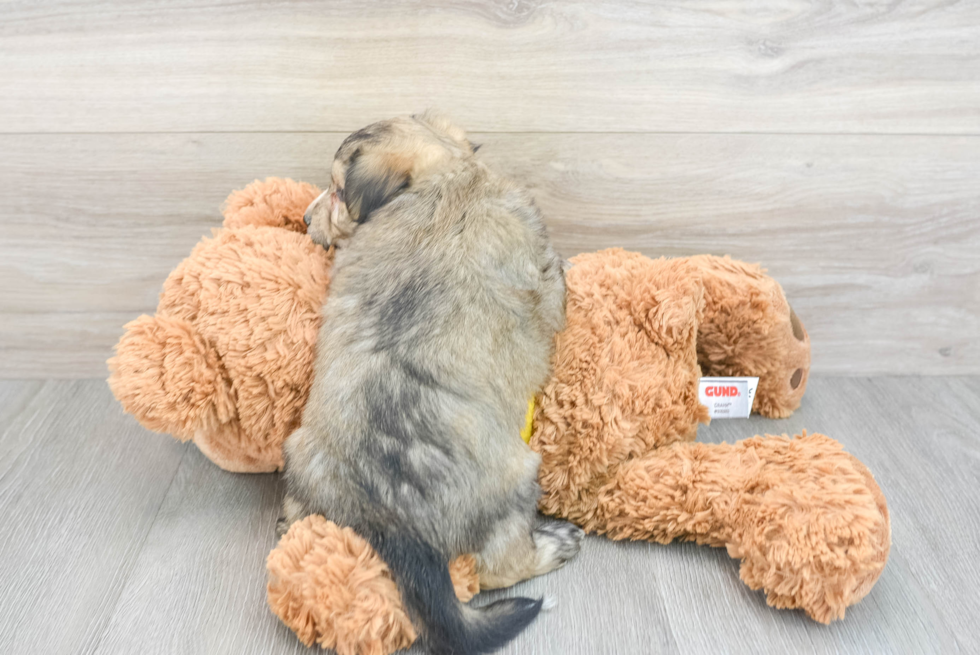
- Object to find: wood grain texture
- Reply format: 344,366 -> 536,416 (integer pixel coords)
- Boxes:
92,449 -> 307,655
0,313 -> 132,380
1,132 -> 977,377
0,380 -> 186,655
0,379 -> 43,429
2,377 -> 975,654
1,1 -> 979,134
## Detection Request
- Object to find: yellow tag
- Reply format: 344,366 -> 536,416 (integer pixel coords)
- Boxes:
520,397 -> 535,444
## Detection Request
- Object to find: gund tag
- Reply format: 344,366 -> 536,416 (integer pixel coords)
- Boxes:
698,377 -> 759,419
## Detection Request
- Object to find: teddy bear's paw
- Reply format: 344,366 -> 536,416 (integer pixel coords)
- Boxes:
532,519 -> 585,574
267,516 -> 418,652
727,433 -> 890,623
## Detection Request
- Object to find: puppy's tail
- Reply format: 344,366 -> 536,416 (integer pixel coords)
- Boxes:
362,518 -> 542,655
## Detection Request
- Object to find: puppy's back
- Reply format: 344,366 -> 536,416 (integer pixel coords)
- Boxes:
287,134 -> 564,655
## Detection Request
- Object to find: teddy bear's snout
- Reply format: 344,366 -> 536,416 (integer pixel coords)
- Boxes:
791,368 -> 804,389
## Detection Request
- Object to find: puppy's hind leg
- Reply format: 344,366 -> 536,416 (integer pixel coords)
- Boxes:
530,518 -> 585,576
276,494 -> 307,538
475,512 -> 585,590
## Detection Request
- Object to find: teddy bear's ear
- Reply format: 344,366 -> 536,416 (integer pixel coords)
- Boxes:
108,314 -> 237,442
222,178 -> 321,232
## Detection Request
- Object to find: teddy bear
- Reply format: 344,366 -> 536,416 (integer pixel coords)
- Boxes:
108,178 -> 328,473
108,178 -> 890,655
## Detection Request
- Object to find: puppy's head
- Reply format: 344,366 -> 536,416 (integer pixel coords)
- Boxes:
304,111 -> 478,247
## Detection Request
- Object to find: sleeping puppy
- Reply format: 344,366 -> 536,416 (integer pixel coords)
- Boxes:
279,112 -> 583,654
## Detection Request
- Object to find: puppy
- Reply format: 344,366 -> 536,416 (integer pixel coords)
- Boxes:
280,112 -> 583,655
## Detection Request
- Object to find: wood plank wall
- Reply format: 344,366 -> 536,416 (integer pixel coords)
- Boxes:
1,1 -> 978,377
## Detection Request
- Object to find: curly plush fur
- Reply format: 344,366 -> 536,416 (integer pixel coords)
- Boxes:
530,249 -> 887,623
109,178 -> 890,654
108,178 -> 329,472
268,515 -> 480,655
693,254 -> 811,418
594,432 -> 889,623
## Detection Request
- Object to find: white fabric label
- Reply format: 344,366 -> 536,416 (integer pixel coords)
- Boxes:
698,377 -> 760,419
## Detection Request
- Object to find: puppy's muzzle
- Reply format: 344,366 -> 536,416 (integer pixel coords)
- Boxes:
304,190 -> 330,228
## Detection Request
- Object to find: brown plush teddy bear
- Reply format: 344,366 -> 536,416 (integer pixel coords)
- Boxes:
108,178 -> 890,655
109,178 -> 328,472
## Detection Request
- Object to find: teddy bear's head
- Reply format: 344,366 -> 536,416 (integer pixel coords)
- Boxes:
108,179 -> 331,472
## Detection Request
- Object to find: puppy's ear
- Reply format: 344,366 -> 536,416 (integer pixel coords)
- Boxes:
412,110 -> 468,143
344,149 -> 411,223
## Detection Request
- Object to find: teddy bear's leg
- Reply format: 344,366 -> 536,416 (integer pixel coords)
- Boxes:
533,249 -> 710,528
593,432 -> 890,623
686,254 -> 811,418
475,515 -> 585,590
267,515 -> 481,654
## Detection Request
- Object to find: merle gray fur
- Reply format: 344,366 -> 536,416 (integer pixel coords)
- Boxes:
281,112 -> 584,655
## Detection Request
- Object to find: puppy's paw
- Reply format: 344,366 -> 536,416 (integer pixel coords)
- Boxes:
532,520 -> 585,575
276,495 -> 305,538
275,516 -> 291,538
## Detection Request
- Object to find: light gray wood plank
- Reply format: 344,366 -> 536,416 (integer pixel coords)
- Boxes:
0,379 -> 43,428
0,132 -> 328,316
1,132 -> 977,377
93,447 -> 309,655
2,377 -> 977,654
472,539 -> 680,655
1,1 -> 978,134
0,380 -> 186,655
0,313 -> 131,380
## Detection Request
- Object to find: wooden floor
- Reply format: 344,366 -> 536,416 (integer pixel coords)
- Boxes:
1,376 -> 977,654
1,1 -> 979,378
